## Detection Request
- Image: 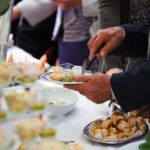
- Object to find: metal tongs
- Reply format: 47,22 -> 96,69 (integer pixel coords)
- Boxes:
108,101 -> 128,117
82,56 -> 99,73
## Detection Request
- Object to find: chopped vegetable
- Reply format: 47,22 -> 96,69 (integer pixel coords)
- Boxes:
61,76 -> 74,82
0,111 -> 7,119
30,103 -> 46,111
39,128 -> 56,137
18,76 -> 37,83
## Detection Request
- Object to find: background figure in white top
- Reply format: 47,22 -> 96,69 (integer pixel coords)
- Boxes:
12,0 -> 58,65
13,0 -> 98,65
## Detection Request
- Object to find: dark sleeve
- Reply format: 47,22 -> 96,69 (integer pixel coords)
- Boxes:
111,24 -> 149,57
110,60 -> 150,112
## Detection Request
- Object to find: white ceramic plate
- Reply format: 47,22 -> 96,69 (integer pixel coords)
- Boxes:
40,72 -> 84,85
40,63 -> 92,85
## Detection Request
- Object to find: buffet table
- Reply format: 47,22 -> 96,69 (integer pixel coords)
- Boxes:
6,46 -> 148,150
35,80 -> 147,150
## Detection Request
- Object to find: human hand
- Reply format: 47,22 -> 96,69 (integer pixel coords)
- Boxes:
64,74 -> 112,104
50,0 -> 81,9
12,5 -> 21,20
88,26 -> 125,60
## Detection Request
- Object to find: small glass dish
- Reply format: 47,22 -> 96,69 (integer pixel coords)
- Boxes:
2,86 -> 47,121
13,62 -> 43,84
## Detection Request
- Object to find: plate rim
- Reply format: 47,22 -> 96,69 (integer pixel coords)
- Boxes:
83,119 -> 149,145
40,72 -> 84,85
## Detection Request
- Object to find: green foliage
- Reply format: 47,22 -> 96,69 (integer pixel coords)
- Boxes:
0,0 -> 10,16
139,134 -> 150,150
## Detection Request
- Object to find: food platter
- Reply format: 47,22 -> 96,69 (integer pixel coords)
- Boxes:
83,121 -> 148,145
40,72 -> 84,85
40,63 -> 92,85
83,111 -> 149,145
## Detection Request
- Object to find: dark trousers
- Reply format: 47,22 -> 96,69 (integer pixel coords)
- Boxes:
58,38 -> 89,65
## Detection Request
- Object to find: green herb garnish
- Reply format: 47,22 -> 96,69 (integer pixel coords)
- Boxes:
61,76 -> 74,82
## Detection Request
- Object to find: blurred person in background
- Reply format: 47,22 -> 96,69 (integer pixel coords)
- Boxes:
12,0 -> 57,65
96,0 -> 123,74
96,0 -> 150,75
122,0 -> 150,71
13,0 -> 98,66
50,0 -> 98,65
11,0 -> 21,43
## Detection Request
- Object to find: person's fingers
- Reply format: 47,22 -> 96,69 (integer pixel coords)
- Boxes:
50,0 -> 59,3
89,32 -> 106,60
91,33 -> 106,55
64,75 -> 92,94
12,6 -> 21,20
99,39 -> 115,56
73,75 -> 91,82
88,35 -> 98,60
51,0 -> 66,2
100,27 -> 124,56
64,84 -> 84,93
88,35 -> 97,49
51,0 -> 73,9
50,0 -> 66,7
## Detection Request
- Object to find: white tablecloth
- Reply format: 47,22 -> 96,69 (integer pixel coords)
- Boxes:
6,46 -> 145,150
37,80 -> 127,150
7,46 -> 41,64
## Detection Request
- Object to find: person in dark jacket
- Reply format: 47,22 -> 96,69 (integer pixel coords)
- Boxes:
64,24 -> 150,113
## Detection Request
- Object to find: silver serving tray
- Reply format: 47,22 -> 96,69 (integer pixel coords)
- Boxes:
83,120 -> 149,145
